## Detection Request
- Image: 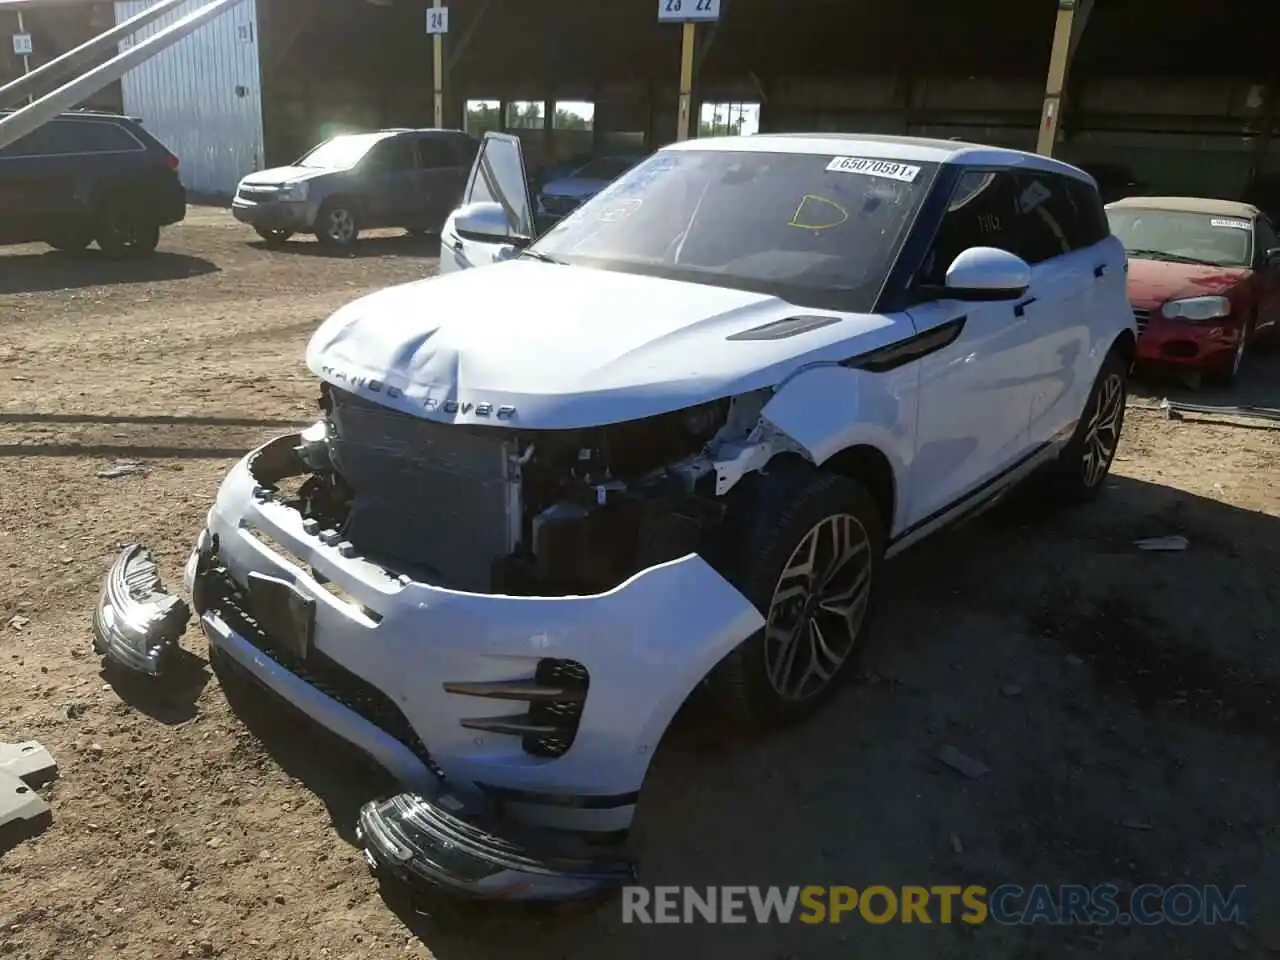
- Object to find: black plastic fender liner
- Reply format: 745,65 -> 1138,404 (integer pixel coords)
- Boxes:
357,793 -> 636,902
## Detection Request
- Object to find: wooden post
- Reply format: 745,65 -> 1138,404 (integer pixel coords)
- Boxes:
16,10 -> 31,104
1036,0 -> 1092,157
675,20 -> 695,141
432,0 -> 444,128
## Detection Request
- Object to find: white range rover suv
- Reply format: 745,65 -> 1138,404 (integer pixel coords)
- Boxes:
94,132 -> 1135,901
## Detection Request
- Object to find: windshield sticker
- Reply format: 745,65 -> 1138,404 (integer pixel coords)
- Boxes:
597,198 -> 643,222
789,194 -> 849,230
826,156 -> 921,183
1211,218 -> 1250,230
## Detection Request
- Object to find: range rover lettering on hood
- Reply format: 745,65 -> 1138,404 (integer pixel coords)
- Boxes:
319,365 -> 518,419
305,260 -> 901,430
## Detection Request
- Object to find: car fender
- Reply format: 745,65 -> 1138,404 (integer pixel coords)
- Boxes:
757,363 -> 913,527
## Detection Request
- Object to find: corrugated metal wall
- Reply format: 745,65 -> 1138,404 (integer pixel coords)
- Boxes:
114,0 -> 264,198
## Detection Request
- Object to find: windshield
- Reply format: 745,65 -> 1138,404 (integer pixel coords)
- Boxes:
571,157 -> 637,181
528,149 -> 938,311
1107,209 -> 1253,268
296,133 -> 388,170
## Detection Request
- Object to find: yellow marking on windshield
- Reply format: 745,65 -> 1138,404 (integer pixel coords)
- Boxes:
790,194 -> 849,230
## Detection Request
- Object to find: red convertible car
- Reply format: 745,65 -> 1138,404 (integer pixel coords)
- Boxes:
1105,197 -> 1280,384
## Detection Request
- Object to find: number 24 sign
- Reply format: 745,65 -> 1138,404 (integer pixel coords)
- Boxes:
658,0 -> 720,22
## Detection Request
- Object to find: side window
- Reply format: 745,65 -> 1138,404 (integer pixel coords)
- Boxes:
917,170 -> 1023,285
452,135 -> 480,168
79,121 -> 144,153
2,120 -> 79,158
1060,175 -> 1109,249
1007,172 -> 1073,263
1254,216 -> 1278,265
416,138 -> 457,170
364,137 -> 415,173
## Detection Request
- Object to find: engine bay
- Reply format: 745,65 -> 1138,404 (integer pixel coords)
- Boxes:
249,384 -> 767,596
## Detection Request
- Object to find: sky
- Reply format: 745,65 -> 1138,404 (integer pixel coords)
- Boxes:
466,98 -> 760,136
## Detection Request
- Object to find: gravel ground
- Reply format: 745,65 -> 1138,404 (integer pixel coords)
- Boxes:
0,208 -> 1277,960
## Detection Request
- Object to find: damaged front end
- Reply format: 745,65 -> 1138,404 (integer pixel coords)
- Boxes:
91,381 -> 778,902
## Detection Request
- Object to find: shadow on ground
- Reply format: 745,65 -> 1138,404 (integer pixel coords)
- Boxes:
216,473 -> 1280,959
0,250 -> 219,294
1131,346 -> 1280,411
247,232 -> 441,260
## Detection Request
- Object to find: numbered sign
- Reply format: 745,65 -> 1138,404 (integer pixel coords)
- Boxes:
12,33 -> 32,56
657,0 -> 720,22
426,6 -> 449,34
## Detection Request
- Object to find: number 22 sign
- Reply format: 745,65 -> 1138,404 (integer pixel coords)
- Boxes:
658,0 -> 720,22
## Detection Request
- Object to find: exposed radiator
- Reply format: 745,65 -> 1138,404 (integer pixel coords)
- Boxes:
326,390 -> 521,591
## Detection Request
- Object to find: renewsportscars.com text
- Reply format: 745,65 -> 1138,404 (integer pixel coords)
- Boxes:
621,884 -> 1248,926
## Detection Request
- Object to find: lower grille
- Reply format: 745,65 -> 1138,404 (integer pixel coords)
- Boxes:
199,565 -> 444,780
1132,306 -> 1151,336
327,390 -> 520,591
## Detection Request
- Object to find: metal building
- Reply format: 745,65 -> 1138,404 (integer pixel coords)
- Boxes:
113,0 -> 263,196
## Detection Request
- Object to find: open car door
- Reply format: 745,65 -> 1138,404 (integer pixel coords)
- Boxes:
439,132 -> 537,275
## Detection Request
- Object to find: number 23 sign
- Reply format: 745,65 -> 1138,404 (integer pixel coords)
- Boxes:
658,0 -> 720,22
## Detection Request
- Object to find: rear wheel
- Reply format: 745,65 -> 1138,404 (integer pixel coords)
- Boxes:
708,462 -> 885,730
254,226 -> 293,247
315,200 -> 359,248
1045,348 -> 1128,503
95,205 -> 160,258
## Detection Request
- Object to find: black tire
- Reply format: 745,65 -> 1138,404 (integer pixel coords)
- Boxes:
1044,348 -> 1128,503
95,205 -> 160,258
45,225 -> 93,252
315,199 -> 359,248
706,460 -> 886,730
254,226 -> 294,247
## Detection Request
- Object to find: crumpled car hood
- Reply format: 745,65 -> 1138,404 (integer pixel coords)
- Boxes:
305,260 -> 902,430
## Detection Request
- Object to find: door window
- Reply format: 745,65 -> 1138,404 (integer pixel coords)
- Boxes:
1254,216 -> 1278,267
918,169 -> 1093,285
363,137 -> 415,173
416,137 -> 457,170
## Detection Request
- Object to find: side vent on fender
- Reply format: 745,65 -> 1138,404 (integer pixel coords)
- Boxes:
841,316 -> 967,373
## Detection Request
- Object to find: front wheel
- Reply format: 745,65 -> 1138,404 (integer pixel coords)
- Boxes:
1045,348 -> 1128,503
708,463 -> 885,730
315,201 -> 359,248
1206,320 -> 1250,387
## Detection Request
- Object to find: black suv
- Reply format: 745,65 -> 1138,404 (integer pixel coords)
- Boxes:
0,110 -> 186,257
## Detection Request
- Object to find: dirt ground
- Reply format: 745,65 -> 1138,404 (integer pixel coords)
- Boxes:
0,208 -> 1277,960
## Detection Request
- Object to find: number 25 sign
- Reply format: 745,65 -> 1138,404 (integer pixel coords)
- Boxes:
657,0 -> 720,22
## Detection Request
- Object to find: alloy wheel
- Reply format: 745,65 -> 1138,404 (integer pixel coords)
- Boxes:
764,513 -> 873,702
326,209 -> 356,243
1081,372 -> 1124,488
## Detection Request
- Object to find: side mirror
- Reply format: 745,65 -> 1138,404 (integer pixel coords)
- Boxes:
453,201 -> 517,243
944,246 -> 1032,300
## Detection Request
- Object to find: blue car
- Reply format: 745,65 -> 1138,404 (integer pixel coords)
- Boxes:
535,154 -> 645,222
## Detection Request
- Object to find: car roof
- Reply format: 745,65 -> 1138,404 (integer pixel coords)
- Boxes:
660,132 -> 1096,185
1106,195 -> 1259,218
